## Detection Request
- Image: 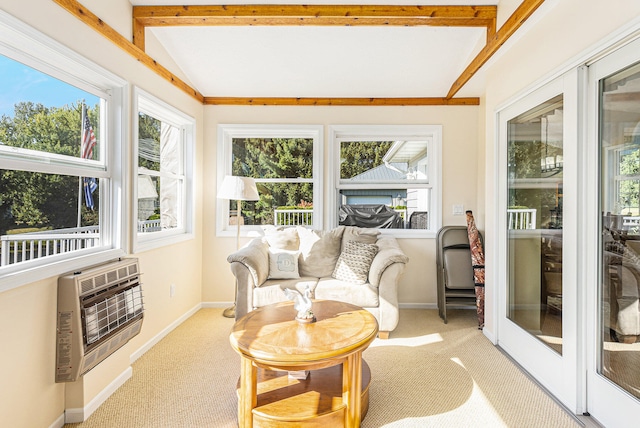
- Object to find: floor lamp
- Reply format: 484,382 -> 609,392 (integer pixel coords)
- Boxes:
217,175 -> 259,318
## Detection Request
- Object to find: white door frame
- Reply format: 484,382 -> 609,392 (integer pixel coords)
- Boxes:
584,36 -> 640,428
495,69 -> 580,413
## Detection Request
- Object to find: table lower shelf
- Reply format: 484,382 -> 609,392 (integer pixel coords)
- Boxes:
237,361 -> 371,427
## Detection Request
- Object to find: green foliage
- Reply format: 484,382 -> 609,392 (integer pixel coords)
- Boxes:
0,101 -> 100,235
231,138 -> 314,225
618,148 -> 640,214
340,141 -> 393,179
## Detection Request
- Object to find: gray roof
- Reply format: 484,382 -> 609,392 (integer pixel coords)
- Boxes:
350,162 -> 407,181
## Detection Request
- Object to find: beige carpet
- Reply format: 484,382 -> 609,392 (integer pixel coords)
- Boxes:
65,308 -> 581,428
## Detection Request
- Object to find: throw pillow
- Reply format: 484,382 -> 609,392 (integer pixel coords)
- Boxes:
263,226 -> 299,251
332,240 -> 379,285
268,248 -> 300,279
341,226 -> 380,253
297,226 -> 345,277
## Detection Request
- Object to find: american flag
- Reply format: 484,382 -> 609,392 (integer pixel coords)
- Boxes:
82,109 -> 98,210
81,111 -> 97,160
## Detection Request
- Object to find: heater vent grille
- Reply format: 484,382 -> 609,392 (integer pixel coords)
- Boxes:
56,258 -> 144,383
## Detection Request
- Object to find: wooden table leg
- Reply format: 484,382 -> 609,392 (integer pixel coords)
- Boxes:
343,351 -> 363,428
238,356 -> 257,427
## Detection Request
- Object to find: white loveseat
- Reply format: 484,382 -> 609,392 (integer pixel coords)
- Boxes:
227,225 -> 409,338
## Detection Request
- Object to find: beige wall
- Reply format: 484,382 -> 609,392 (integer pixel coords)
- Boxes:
482,0 -> 640,336
0,1 -> 204,427
202,105 -> 481,307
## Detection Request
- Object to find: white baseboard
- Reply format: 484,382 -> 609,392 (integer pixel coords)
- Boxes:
483,328 -> 497,345
201,301 -> 233,308
399,302 -> 437,309
64,367 -> 132,424
48,413 -> 65,428
130,302 -> 202,364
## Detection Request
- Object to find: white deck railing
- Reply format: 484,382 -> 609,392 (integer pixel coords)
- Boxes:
138,219 -> 162,233
274,209 -> 313,226
1,226 -> 99,267
507,208 -> 537,230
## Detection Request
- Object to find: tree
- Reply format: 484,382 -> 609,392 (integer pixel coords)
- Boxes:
231,138 -> 314,224
340,141 -> 393,179
0,101 -> 100,235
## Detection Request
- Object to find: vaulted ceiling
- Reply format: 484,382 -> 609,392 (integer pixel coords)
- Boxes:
55,1 -> 546,105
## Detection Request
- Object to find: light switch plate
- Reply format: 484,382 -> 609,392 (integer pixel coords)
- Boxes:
453,204 -> 464,215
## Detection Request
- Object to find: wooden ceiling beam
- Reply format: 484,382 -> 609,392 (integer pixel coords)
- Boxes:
53,1 -> 486,106
204,97 -> 480,106
133,5 -> 497,27
134,16 -> 497,28
447,0 -> 546,99
52,0 -> 204,102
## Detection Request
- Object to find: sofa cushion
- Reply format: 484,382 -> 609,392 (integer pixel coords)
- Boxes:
253,277 -> 318,308
268,248 -> 300,279
297,225 -> 345,277
333,240 -> 379,284
315,277 -> 380,308
263,226 -> 299,250
341,226 -> 380,253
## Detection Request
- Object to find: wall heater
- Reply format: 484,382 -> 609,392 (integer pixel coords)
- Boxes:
56,258 -> 144,383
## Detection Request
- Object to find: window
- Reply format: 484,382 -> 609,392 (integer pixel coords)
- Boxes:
0,11 -> 126,291
134,88 -> 195,251
217,125 -> 323,235
330,125 -> 441,236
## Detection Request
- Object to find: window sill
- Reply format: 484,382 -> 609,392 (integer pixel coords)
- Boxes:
0,248 -> 126,294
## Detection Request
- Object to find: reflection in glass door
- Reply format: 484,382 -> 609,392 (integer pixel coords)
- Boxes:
507,95 -> 564,354
599,60 -> 640,400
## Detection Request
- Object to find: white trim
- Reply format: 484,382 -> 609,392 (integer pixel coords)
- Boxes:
328,124 -> 442,238
132,87 -> 196,254
398,302 -> 436,309
201,301 -> 235,308
216,124 -> 324,236
0,11 -> 124,97
47,413 -> 65,428
130,302 -> 201,364
494,15 -> 640,115
0,11 -> 128,290
495,70 -> 580,412
584,36 -> 640,428
64,367 -> 132,424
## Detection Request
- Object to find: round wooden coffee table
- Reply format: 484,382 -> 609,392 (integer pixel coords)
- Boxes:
229,300 -> 378,428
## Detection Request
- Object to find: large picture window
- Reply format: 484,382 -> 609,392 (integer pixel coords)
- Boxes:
330,125 -> 441,236
134,89 -> 194,251
217,125 -> 323,235
0,11 -> 125,290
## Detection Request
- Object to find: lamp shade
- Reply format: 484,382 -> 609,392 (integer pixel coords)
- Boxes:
217,175 -> 259,201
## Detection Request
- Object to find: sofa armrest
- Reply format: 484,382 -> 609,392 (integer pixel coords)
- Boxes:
369,236 -> 409,287
227,238 -> 270,287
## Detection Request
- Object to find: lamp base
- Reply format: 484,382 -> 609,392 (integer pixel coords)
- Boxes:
222,305 -> 236,318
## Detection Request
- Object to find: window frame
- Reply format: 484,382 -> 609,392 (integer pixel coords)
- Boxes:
216,124 -> 323,236
132,87 -> 195,253
329,125 -> 442,238
0,10 -> 127,292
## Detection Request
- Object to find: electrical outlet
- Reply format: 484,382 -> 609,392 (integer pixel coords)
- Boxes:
453,204 -> 464,215
170,283 -> 176,298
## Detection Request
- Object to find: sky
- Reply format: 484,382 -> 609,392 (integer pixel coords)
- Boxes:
0,55 -> 99,118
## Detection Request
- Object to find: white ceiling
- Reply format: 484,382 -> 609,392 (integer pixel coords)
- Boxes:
129,1 -> 500,99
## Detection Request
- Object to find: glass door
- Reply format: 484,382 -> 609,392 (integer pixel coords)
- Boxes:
497,70 -> 579,410
587,37 -> 640,427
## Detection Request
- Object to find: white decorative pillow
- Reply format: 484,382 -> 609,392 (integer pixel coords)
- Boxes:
268,248 -> 300,279
332,240 -> 379,285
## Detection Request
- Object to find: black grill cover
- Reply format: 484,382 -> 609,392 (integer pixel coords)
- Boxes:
338,204 -> 403,229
